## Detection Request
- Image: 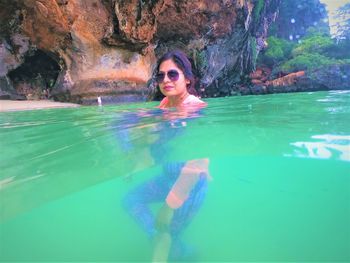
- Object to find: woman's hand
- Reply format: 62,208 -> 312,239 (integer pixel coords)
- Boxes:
184,158 -> 210,176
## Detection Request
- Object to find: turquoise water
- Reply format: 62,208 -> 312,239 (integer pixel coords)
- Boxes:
0,91 -> 349,262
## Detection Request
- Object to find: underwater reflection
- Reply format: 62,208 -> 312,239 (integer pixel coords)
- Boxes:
115,105 -> 211,261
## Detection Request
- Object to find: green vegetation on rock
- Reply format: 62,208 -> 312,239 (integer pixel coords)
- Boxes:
259,30 -> 350,75
253,0 -> 264,24
292,33 -> 333,56
261,36 -> 294,66
257,0 -> 350,78
280,53 -> 334,72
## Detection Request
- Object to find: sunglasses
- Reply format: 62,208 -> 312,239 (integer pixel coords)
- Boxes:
155,70 -> 182,83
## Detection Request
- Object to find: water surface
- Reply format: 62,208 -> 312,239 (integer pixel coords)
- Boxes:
0,91 -> 349,262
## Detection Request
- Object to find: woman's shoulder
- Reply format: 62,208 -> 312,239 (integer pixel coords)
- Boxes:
159,97 -> 168,108
158,95 -> 206,109
183,95 -> 206,105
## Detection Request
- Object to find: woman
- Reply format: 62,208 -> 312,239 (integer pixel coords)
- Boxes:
155,50 -> 206,108
121,50 -> 210,262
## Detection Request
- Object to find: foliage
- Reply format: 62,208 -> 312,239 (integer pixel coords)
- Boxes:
257,36 -> 294,68
280,53 -> 334,72
264,36 -> 294,63
305,26 -> 331,38
194,49 -> 208,72
292,33 -> 333,56
255,0 -> 350,79
324,39 -> 350,59
250,36 -> 258,67
258,28 -> 350,75
253,0 -> 264,24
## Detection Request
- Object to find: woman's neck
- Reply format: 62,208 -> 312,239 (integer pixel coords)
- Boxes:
167,92 -> 189,107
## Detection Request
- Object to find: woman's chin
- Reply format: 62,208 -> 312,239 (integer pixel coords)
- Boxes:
162,90 -> 177,96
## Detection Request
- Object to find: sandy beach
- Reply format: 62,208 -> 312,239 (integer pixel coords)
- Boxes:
0,100 -> 80,112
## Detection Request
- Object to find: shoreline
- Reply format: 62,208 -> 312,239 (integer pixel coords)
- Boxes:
0,100 -> 80,112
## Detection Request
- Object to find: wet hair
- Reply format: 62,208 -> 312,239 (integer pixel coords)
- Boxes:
156,50 -> 197,96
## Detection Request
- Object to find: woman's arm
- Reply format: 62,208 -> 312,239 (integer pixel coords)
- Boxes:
166,158 -> 210,209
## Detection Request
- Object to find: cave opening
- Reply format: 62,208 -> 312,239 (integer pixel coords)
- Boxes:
8,49 -> 61,99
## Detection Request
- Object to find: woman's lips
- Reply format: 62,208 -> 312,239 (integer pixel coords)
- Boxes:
163,86 -> 174,91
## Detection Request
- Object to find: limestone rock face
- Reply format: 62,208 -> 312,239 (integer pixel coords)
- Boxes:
155,1 -> 237,40
266,71 -> 306,87
308,64 -> 350,90
0,0 -> 280,103
248,64 -> 350,95
22,0 -> 70,51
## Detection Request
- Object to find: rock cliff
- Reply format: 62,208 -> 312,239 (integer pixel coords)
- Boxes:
0,0 -> 280,103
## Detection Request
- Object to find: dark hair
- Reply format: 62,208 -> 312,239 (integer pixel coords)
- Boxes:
156,50 -> 197,96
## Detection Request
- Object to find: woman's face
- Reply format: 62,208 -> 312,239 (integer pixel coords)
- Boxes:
157,59 -> 190,98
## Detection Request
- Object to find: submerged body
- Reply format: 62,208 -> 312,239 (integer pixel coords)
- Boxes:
119,105 -> 210,261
